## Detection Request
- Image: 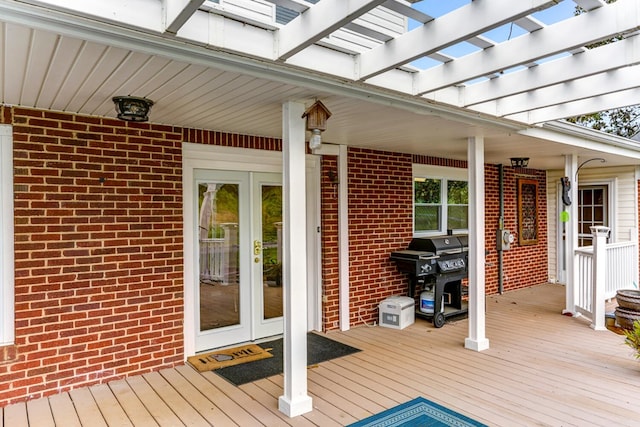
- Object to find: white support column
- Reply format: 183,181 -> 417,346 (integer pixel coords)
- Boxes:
279,101 -> 313,417
590,226 -> 609,331
0,125 -> 14,346
338,144 -> 350,331
465,136 -> 489,352
563,155 -> 579,316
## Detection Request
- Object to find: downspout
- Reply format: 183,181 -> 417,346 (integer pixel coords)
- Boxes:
498,164 -> 504,294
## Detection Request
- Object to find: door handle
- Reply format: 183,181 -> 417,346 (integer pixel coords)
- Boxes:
254,240 -> 262,256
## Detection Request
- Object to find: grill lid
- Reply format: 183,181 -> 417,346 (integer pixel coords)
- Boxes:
390,249 -> 437,260
408,236 -> 464,255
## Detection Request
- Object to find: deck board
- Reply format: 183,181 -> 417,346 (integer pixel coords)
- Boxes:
201,371 -> 291,427
3,402 -> 28,427
7,283 -> 640,427
48,392 -> 82,427
159,367 -> 236,427
108,379 -> 159,427
90,383 -> 134,427
125,375 -> 184,427
175,364 -> 256,426
142,371 -> 209,426
68,388 -> 108,427
251,378 -> 345,427
24,397 -> 54,427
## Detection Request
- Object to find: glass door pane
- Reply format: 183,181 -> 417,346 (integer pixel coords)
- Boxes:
261,184 -> 283,320
252,172 -> 283,339
198,181 -> 240,332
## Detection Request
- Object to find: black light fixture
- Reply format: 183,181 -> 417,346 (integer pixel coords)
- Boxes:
510,157 -> 530,168
112,96 -> 154,122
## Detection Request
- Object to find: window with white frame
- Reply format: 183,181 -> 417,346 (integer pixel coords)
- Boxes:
413,164 -> 468,235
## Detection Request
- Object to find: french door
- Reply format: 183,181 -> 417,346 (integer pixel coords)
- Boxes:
194,169 -> 283,351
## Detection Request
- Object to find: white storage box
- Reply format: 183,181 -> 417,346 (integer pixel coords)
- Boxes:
379,296 -> 415,329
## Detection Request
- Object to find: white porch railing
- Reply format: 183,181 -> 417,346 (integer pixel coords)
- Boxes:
199,238 -> 226,282
199,223 -> 239,285
575,227 -> 638,329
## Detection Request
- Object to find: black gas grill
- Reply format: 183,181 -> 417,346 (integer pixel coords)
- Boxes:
390,235 -> 469,327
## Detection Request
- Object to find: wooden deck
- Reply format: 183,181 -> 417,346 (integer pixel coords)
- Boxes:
3,283 -> 640,426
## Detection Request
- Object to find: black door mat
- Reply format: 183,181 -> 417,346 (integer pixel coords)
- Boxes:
212,332 -> 360,386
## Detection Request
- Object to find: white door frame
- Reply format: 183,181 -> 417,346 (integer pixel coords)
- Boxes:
182,143 -> 321,356
556,178 -> 616,285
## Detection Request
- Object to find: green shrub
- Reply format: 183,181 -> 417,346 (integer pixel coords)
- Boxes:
624,320 -> 640,359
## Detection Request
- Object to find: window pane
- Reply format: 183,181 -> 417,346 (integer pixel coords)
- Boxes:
415,178 -> 441,203
594,189 -> 604,205
415,205 -> 440,232
447,180 -> 468,204
447,205 -> 468,229
594,206 -> 603,221
198,182 -> 240,332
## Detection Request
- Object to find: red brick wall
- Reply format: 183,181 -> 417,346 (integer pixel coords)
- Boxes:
484,165 -> 548,293
1,108 -> 185,405
0,107 -> 280,406
320,149 -> 549,330
346,148 -> 414,328
320,156 -> 340,329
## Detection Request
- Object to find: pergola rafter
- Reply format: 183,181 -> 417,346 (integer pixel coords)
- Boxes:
277,0 -> 387,60
164,0 -> 205,34
510,87 -> 640,124
413,0 -> 639,96
456,34 -> 640,108
494,65 -> 640,120
357,0 -> 557,81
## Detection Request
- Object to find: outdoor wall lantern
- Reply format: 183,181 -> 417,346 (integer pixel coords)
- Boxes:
302,100 -> 332,150
112,96 -> 154,122
510,157 -> 529,168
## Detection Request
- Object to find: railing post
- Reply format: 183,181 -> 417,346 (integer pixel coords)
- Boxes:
591,226 -> 609,331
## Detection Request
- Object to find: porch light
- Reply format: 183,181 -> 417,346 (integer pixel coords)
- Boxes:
302,100 -> 331,150
510,157 -> 529,168
112,96 -> 154,122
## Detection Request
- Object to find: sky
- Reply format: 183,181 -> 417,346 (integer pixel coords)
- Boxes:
408,0 -> 579,70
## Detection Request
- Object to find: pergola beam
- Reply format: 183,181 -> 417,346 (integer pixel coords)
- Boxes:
358,0 -> 556,81
459,34 -> 640,107
277,0 -> 386,60
164,0 -> 204,34
415,0 -> 640,95
507,87 -> 640,124
474,65 -> 640,118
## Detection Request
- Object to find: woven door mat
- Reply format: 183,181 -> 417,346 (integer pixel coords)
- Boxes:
187,343 -> 273,372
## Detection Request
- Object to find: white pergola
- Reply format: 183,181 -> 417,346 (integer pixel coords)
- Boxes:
1,0 -> 640,417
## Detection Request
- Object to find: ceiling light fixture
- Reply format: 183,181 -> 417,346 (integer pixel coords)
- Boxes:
112,96 -> 154,122
510,157 -> 529,168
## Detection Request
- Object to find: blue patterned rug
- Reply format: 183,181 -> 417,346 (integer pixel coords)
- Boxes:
347,397 -> 487,427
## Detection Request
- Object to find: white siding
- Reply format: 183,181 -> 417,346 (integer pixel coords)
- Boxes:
547,166 -> 638,283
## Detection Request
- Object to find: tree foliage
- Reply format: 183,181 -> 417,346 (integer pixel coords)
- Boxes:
567,108 -> 640,139
566,0 -> 640,139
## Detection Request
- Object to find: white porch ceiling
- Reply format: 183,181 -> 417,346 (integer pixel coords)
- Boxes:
1,0 -> 640,170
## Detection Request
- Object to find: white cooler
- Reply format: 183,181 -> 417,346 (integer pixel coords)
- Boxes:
379,296 -> 415,329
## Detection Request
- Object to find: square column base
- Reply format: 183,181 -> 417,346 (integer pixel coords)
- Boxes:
279,395 -> 313,417
465,337 -> 490,352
